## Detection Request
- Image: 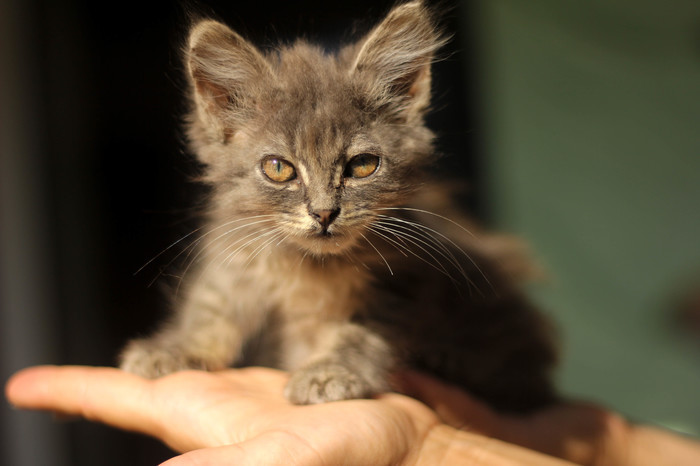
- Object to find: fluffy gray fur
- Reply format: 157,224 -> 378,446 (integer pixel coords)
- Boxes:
120,0 -> 558,412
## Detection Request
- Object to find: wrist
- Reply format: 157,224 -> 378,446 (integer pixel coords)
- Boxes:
628,424 -> 700,466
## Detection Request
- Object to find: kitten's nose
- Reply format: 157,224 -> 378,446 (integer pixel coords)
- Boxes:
311,208 -> 340,231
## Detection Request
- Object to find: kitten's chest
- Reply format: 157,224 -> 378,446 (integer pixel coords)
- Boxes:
259,254 -> 369,318
252,255 -> 371,368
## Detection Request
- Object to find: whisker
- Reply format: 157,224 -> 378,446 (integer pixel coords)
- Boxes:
343,249 -> 369,272
365,225 -> 409,258
175,218 -> 277,295
182,217 -> 277,272
373,222 -> 460,280
217,225 -> 281,270
360,232 -> 393,276
274,232 -> 290,248
375,209 -> 494,294
297,250 -> 310,269
242,229 -> 287,271
135,225 -> 205,276
376,218 -> 463,271
370,225 -> 409,258
138,214 -> 277,286
376,207 -> 477,238
367,225 -> 457,284
375,217 -> 467,279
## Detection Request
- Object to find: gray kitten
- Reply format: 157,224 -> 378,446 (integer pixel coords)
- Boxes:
120,0 -> 558,412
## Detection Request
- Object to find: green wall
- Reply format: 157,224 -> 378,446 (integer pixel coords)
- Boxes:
472,0 -> 700,433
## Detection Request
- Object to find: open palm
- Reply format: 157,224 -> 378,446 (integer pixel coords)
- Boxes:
7,365 -> 652,465
6,366 -> 442,465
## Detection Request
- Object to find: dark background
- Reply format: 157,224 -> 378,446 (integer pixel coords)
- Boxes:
1,1 -> 478,464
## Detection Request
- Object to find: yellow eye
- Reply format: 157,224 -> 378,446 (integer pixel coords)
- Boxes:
345,154 -> 380,179
262,157 -> 296,183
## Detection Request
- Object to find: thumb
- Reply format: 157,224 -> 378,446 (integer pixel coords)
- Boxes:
160,431 -> 325,466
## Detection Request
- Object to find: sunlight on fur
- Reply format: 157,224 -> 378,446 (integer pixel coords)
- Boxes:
120,0 -> 558,412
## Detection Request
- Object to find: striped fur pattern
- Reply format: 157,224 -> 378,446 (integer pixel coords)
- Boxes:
120,1 -> 558,412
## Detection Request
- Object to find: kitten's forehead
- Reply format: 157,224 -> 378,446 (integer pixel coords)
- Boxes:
262,44 -> 368,165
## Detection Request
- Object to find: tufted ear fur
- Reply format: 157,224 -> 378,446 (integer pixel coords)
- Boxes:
351,1 -> 445,122
186,20 -> 271,142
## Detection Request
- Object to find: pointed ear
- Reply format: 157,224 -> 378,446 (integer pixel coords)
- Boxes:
351,1 -> 445,121
186,20 -> 270,140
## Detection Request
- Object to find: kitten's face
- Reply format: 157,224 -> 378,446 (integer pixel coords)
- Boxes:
186,2 -> 441,256
221,58 -> 422,256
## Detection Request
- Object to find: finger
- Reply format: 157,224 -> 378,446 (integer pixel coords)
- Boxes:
397,371 -> 498,434
377,392 -> 440,429
216,366 -> 290,395
6,366 -> 160,437
161,431 -> 326,466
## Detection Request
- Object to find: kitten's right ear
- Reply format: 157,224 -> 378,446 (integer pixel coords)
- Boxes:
186,20 -> 270,141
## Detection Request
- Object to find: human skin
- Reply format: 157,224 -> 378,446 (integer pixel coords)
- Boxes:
5,366 -> 700,465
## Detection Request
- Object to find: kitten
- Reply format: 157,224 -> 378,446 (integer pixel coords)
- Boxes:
120,0 -> 558,412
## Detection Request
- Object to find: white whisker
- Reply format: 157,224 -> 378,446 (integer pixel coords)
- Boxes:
343,249 -> 369,272
360,232 -> 393,276
373,222 -> 458,279
138,214 -> 277,286
183,218 -> 276,270
367,225 -> 458,284
217,225 -> 281,270
175,218 -> 278,295
375,208 -> 494,294
135,225 -> 205,276
242,229 -> 286,270
376,217 -> 467,278
297,250 -> 310,269
377,207 -> 477,238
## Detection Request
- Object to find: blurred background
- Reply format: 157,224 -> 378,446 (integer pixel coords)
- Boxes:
1,0 -> 698,464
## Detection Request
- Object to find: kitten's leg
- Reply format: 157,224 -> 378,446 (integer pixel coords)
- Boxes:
120,274 -> 265,378
119,317 -> 238,379
284,322 -> 395,404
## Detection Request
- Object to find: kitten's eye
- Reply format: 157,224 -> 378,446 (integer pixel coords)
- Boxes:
345,154 -> 380,179
261,156 -> 297,183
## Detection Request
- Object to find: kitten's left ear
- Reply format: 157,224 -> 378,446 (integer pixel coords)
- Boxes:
351,1 -> 445,122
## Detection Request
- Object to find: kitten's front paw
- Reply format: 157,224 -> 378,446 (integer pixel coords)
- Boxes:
119,338 -> 214,379
284,362 -> 376,404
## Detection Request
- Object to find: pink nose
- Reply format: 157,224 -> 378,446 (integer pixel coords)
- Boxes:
311,209 -> 340,230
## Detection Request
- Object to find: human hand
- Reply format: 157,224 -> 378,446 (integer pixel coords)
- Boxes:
400,371 -> 700,466
5,365 -> 570,465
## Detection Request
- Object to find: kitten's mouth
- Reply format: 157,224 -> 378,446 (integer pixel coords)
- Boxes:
313,230 -> 342,245
310,221 -> 338,239
296,229 -> 355,256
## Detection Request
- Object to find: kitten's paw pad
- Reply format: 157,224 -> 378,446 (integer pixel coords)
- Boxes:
284,363 -> 374,404
119,339 -> 213,379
